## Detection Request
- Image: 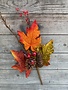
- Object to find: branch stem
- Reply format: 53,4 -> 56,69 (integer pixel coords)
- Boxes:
36,66 -> 43,85
0,12 -> 22,47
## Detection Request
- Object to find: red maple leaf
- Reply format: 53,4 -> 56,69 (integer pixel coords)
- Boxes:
26,69 -> 31,78
11,50 -> 25,73
11,50 -> 32,78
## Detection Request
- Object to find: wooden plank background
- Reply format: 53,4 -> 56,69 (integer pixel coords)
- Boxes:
0,0 -> 68,90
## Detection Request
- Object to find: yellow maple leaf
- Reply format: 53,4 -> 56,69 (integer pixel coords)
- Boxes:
36,40 -> 54,66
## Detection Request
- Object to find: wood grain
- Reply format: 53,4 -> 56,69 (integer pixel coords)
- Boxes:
0,14 -> 68,35
0,0 -> 68,13
0,69 -> 68,84
0,85 -> 68,90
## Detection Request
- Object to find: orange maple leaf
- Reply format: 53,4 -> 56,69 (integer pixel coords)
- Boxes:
11,50 -> 25,73
18,20 -> 41,51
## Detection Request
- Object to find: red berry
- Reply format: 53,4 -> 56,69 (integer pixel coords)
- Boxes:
33,52 -> 36,56
25,18 -> 29,23
27,54 -> 31,58
23,10 -> 28,16
16,8 -> 19,11
19,13 -> 22,17
31,60 -> 35,65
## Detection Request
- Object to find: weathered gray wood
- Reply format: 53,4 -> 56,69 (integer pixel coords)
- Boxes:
0,14 -> 68,34
0,54 -> 68,70
0,35 -> 68,53
0,85 -> 68,90
0,0 -> 68,89
0,69 -> 68,84
0,35 -> 21,53
0,0 -> 68,13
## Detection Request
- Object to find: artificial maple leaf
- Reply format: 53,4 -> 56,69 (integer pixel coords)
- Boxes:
36,40 -> 54,66
26,69 -> 31,78
42,40 -> 54,66
18,20 -> 41,51
11,50 -> 25,73
11,50 -> 32,78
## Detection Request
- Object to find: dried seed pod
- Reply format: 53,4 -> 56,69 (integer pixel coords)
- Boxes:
25,58 -> 31,69
36,52 -> 43,67
25,54 -> 36,69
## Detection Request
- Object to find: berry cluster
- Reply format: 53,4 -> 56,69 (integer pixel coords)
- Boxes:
25,51 -> 44,70
25,52 -> 36,69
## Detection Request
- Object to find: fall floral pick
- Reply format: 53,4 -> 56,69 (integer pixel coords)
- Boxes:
0,9 -> 54,85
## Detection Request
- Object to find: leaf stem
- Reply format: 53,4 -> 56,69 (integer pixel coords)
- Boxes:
36,66 -> 43,85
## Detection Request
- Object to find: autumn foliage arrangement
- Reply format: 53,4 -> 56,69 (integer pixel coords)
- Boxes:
0,9 -> 54,85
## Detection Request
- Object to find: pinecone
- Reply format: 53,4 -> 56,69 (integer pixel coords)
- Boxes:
36,52 -> 43,67
25,52 -> 36,69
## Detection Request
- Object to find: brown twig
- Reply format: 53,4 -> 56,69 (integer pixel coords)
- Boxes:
0,12 -> 18,40
0,12 -> 23,48
0,12 -> 43,85
36,66 -> 43,85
